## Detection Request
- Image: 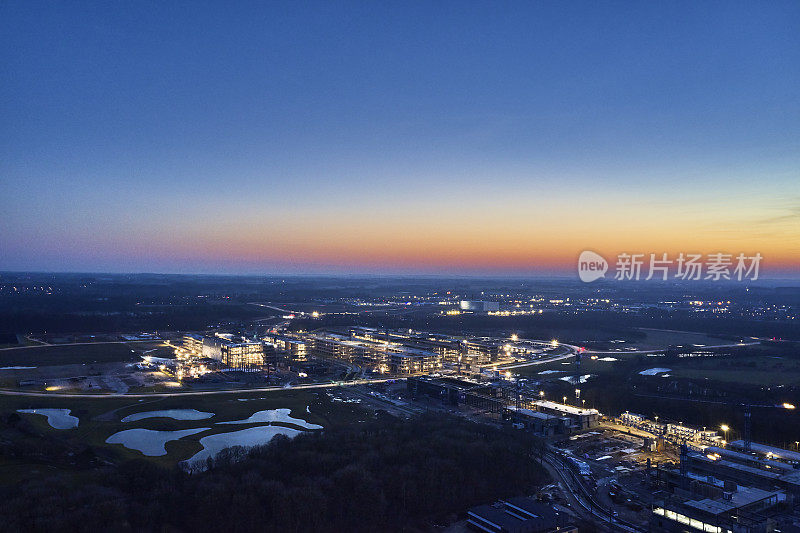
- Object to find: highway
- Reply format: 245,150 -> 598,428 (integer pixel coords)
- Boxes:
0,377 -> 404,399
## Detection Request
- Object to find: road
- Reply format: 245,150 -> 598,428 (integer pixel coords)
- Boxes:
0,377 -> 404,399
494,341 -> 583,370
248,302 -> 300,315
496,351 -> 577,370
490,339 -> 760,366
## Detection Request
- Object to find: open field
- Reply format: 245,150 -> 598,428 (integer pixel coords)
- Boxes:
513,344 -> 800,388
0,343 -> 142,367
628,328 -> 736,350
514,355 -> 618,379
668,355 -> 800,386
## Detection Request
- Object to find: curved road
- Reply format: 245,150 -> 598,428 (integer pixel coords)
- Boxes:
0,377 -> 404,399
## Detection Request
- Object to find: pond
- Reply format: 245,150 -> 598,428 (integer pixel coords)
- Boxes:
639,367 -> 672,376
217,408 -> 322,429
559,374 -> 593,384
106,427 -> 209,456
17,408 -> 79,429
184,425 -> 302,466
121,409 -> 214,422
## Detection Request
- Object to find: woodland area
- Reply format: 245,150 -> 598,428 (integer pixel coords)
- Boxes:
0,413 -> 549,532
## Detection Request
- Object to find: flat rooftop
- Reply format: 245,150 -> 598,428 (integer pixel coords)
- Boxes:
533,399 -> 599,416
704,446 -> 795,472
684,486 -> 781,516
689,452 -> 782,481
467,498 -> 562,533
729,440 -> 800,463
507,406 -> 569,421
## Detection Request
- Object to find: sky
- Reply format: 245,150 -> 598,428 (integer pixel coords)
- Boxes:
1,1 -> 799,277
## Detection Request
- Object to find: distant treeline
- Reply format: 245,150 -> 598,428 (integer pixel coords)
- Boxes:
292,309 -> 800,341
0,303 -> 268,335
0,414 -> 549,532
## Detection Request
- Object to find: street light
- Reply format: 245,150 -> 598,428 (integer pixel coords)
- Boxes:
563,395 -> 567,404
721,424 -> 730,445
539,390 -> 545,398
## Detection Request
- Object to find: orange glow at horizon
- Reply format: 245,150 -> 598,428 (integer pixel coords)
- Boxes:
128,202 -> 799,274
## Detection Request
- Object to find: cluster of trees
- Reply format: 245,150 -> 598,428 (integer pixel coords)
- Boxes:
0,414 -> 548,532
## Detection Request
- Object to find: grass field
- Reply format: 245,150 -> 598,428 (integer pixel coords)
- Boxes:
0,388 -> 369,475
667,355 -> 800,386
515,345 -> 800,389
629,329 -> 735,350
513,355 -> 628,380
0,343 -> 142,367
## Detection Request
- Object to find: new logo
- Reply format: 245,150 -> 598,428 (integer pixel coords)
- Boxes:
578,251 -> 608,282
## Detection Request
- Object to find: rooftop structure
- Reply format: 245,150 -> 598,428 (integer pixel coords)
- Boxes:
729,441 -> 800,464
529,400 -> 599,431
687,449 -> 800,496
653,454 -> 791,533
467,497 -> 575,533
459,300 -> 500,312
505,406 -> 570,436
532,400 -> 598,417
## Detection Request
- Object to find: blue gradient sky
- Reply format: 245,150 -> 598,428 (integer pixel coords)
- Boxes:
2,2 -> 799,275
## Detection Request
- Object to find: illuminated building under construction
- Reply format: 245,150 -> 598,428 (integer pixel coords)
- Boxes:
305,332 -> 440,374
181,333 -> 266,371
407,376 -> 600,433
263,334 -> 308,361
